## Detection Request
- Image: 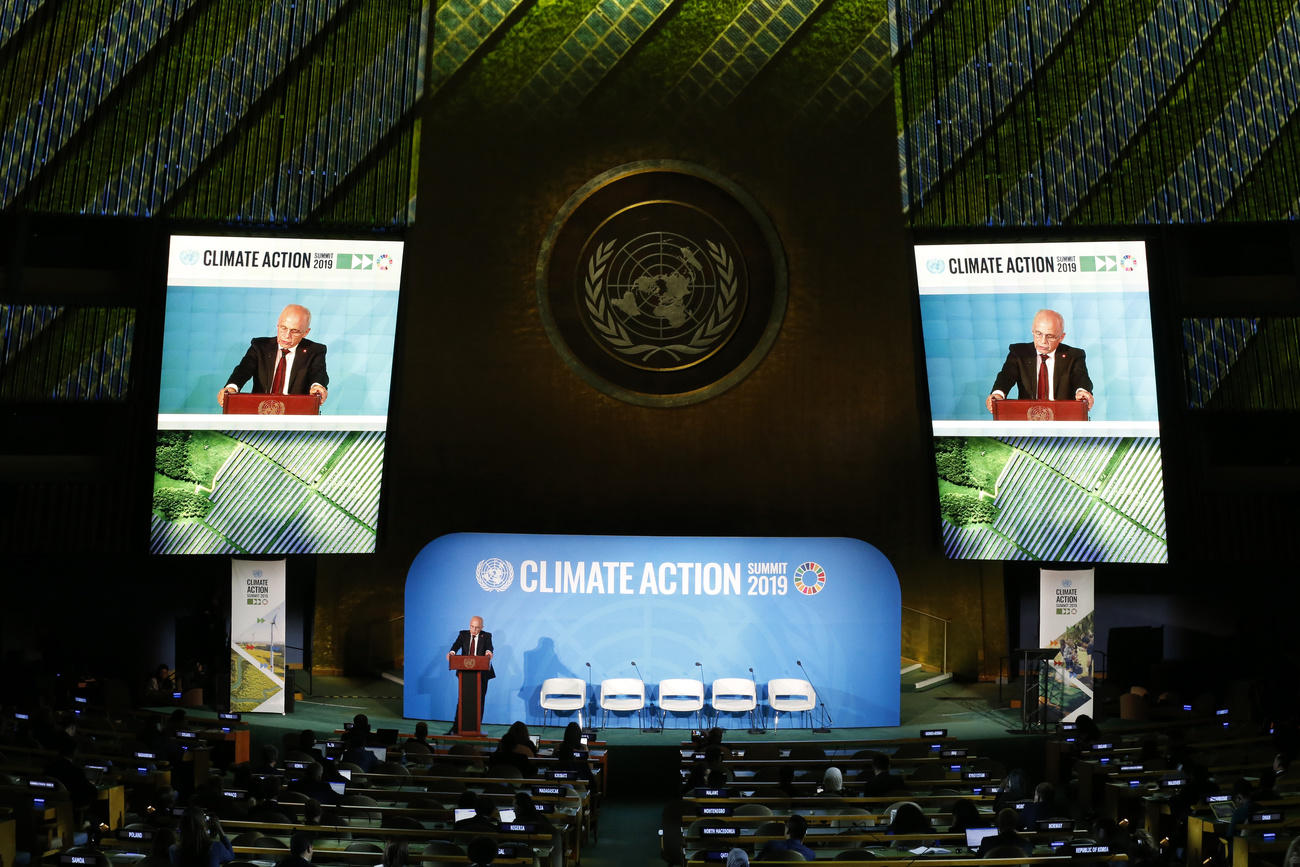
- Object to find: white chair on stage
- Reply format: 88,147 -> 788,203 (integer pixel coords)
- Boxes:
710,677 -> 758,729
766,677 -> 816,729
539,677 -> 586,730
598,678 -> 646,729
657,678 -> 706,729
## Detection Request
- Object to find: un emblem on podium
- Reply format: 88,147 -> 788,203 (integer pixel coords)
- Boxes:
538,161 -> 787,407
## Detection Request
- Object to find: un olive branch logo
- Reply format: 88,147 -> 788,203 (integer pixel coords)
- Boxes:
584,238 -> 739,363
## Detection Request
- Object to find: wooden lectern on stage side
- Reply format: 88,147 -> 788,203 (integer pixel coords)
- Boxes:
992,398 -> 1089,422
222,393 -> 321,415
449,655 -> 491,736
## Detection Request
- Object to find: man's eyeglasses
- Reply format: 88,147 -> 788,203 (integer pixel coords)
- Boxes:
1032,330 -> 1061,340
278,325 -> 305,337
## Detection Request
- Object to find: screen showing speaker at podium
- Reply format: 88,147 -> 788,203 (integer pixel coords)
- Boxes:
150,235 -> 403,556
913,240 -> 1168,564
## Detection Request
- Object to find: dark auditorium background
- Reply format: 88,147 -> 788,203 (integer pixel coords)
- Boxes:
2,0 -> 1299,701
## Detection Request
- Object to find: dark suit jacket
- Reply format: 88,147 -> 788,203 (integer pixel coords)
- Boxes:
450,629 -> 495,680
454,815 -> 500,833
861,771 -> 906,797
226,337 -> 328,395
977,830 -> 1033,857
990,342 -> 1092,400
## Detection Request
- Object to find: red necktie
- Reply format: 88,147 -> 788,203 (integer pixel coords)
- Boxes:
271,348 -> 288,394
469,636 -> 476,656
1037,354 -> 1049,400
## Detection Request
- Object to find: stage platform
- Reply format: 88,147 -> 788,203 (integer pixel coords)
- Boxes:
221,672 -> 1072,775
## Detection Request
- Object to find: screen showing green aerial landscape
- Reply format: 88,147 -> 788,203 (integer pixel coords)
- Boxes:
914,240 -> 1167,564
150,236 -> 402,555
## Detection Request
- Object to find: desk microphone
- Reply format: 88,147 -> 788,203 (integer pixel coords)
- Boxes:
693,662 -> 707,731
797,659 -> 832,734
747,666 -> 766,734
630,661 -> 662,732
584,662 -> 593,727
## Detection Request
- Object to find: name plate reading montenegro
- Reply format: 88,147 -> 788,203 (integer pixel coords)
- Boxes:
404,533 -> 900,727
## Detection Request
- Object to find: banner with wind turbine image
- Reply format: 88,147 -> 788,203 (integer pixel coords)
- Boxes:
230,559 -> 287,713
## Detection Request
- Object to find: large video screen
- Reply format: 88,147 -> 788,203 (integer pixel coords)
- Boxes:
914,241 -> 1167,563
151,236 -> 402,555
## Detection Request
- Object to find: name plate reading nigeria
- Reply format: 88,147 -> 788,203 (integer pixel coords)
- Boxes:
502,823 -> 536,834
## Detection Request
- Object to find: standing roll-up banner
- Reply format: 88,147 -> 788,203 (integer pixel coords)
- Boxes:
1039,568 -> 1096,722
230,559 -> 288,714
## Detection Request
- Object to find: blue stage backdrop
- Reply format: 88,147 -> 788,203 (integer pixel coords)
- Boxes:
404,534 -> 901,728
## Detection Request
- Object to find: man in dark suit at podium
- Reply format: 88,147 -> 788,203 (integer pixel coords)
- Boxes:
447,615 -> 494,733
217,304 -> 329,407
986,309 -> 1094,414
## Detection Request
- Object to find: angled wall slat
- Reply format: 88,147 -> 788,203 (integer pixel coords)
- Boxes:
0,0 -> 199,209
1141,3 -> 1300,223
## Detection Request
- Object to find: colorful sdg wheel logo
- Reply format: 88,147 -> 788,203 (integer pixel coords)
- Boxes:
793,562 -> 826,596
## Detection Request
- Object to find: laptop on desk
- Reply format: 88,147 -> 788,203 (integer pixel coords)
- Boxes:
965,827 -> 998,852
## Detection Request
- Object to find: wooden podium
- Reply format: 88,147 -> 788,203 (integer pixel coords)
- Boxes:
222,393 -> 320,415
992,398 -> 1089,422
449,655 -> 491,736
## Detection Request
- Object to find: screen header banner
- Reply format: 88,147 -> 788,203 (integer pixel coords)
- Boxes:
915,241 -> 1149,293
168,235 -> 403,289
404,533 -> 901,728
